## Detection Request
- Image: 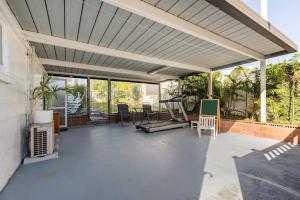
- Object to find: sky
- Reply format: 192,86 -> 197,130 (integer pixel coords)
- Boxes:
221,0 -> 300,74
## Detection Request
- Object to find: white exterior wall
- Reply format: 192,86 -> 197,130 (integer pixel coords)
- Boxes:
0,3 -> 45,191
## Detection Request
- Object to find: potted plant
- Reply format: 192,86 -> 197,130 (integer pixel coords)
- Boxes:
32,76 -> 66,124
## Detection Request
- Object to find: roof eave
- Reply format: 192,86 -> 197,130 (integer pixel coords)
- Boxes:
206,0 -> 298,53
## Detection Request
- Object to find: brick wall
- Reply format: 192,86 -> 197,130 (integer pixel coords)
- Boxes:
221,120 -> 300,145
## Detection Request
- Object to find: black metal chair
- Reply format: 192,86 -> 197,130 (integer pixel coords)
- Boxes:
142,104 -> 159,122
117,103 -> 135,125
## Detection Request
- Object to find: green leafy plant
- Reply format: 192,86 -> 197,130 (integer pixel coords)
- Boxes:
32,76 -> 71,110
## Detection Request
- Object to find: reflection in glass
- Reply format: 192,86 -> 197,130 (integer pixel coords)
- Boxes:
90,79 -> 108,120
111,81 -> 159,113
49,79 -> 66,108
67,78 -> 87,116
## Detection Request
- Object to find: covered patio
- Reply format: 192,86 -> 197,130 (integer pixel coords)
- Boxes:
0,0 -> 299,199
1,126 -> 300,200
4,0 -> 297,123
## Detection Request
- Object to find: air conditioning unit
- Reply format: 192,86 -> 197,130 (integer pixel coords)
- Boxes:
30,123 -> 54,157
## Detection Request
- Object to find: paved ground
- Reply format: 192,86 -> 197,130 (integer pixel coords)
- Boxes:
1,125 -> 299,200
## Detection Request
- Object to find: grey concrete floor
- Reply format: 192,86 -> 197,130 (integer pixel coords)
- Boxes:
1,125 -> 300,200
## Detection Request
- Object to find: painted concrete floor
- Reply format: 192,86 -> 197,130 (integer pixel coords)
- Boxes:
1,125 -> 300,200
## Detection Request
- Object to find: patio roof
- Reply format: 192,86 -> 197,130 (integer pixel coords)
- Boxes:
7,0 -> 298,82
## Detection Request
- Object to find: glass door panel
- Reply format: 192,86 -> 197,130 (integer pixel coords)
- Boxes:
49,78 -> 67,127
90,79 -> 108,120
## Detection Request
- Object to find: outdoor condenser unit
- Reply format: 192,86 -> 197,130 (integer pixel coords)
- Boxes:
30,124 -> 54,157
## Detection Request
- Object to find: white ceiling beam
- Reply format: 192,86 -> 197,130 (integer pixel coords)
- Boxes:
22,31 -> 210,72
39,58 -> 177,81
47,71 -> 159,84
102,0 -> 265,61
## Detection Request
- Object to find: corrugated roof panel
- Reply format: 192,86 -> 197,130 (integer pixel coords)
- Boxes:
88,54 -> 99,65
81,52 -> 93,64
8,0 -> 296,79
160,67 -> 196,76
65,0 -> 83,40
96,55 -> 110,65
31,42 -> 47,58
132,25 -> 174,54
143,0 -> 160,6
205,16 -> 234,31
74,50 -> 85,63
174,0 -> 210,20
37,44 -> 161,73
189,5 -> 218,25
155,0 -> 178,11
88,2 -> 118,45
7,0 -> 37,31
141,0 -> 285,57
142,30 -> 183,56
108,14 -> 144,49
26,0 -> 51,34
45,0 -> 64,38
77,0 -> 102,43
65,49 -> 75,62
149,34 -> 194,57
43,44 -> 56,59
124,22 -> 165,52
99,9 -> 131,47
46,66 -> 158,82
55,46 -> 65,61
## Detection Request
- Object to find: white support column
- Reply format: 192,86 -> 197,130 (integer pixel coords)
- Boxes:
260,0 -> 268,20
260,60 -> 267,123
208,72 -> 213,99
260,0 -> 268,123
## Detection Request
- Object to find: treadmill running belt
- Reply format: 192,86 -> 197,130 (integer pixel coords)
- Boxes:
139,121 -> 176,128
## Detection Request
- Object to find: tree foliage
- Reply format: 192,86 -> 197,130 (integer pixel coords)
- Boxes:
175,53 -> 300,124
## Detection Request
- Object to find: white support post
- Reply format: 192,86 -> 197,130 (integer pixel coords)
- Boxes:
260,0 -> 268,20
260,1 -> 268,123
208,72 -> 213,99
260,60 -> 267,123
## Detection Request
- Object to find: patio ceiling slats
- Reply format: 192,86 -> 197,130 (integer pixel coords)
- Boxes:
8,0 -> 252,64
45,0 -> 64,38
6,0 -> 297,82
142,0 -> 284,55
35,44 -> 166,73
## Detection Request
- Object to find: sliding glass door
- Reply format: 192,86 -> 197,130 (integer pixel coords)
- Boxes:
49,76 -> 160,125
111,81 -> 159,113
67,77 -> 88,120
49,77 -> 67,127
90,79 -> 109,120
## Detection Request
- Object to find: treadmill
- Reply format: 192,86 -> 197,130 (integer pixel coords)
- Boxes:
136,94 -> 190,133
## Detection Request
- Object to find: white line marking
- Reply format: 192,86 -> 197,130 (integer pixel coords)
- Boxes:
277,147 -> 284,154
273,149 -> 280,156
288,143 -> 295,147
269,151 -> 276,158
280,146 -> 287,151
264,153 -> 272,160
283,144 -> 291,149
